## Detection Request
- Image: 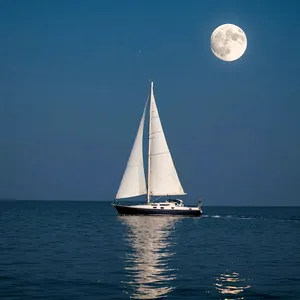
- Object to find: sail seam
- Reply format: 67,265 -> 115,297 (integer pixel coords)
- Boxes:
151,130 -> 163,135
150,151 -> 170,156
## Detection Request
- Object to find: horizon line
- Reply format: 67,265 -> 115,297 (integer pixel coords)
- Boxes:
0,199 -> 299,207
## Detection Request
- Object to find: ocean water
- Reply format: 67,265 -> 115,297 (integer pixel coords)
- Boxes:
0,201 -> 300,299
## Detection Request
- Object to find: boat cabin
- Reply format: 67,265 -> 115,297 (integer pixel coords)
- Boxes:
149,199 -> 184,209
166,199 -> 184,206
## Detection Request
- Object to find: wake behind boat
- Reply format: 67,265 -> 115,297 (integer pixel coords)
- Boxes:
112,81 -> 202,216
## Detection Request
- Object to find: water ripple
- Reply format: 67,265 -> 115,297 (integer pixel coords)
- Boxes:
119,215 -> 181,299
1,202 -> 300,299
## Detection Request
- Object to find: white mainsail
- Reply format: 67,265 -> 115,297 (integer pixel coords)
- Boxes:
148,82 -> 186,197
116,101 -> 148,199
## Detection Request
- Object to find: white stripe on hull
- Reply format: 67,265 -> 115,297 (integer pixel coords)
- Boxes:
130,204 -> 200,211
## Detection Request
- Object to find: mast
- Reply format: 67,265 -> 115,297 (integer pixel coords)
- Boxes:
146,81 -> 153,204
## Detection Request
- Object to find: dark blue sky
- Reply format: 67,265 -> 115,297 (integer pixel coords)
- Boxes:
2,0 -> 300,205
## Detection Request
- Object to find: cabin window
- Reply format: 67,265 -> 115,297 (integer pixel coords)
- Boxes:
171,207 -> 174,209
161,207 -> 164,209
153,207 -> 157,209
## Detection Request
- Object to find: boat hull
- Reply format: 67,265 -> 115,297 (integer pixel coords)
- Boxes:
113,204 -> 202,216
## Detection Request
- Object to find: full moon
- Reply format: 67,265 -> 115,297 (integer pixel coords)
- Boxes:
210,24 -> 247,62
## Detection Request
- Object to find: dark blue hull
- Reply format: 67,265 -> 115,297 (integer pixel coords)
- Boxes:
113,204 -> 202,217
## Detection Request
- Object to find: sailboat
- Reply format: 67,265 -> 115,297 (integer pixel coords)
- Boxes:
112,81 -> 202,216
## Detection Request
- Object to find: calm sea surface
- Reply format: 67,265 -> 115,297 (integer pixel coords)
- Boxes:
0,201 -> 299,299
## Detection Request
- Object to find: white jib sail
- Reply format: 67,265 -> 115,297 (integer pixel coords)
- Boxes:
148,83 -> 185,196
116,101 -> 148,199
